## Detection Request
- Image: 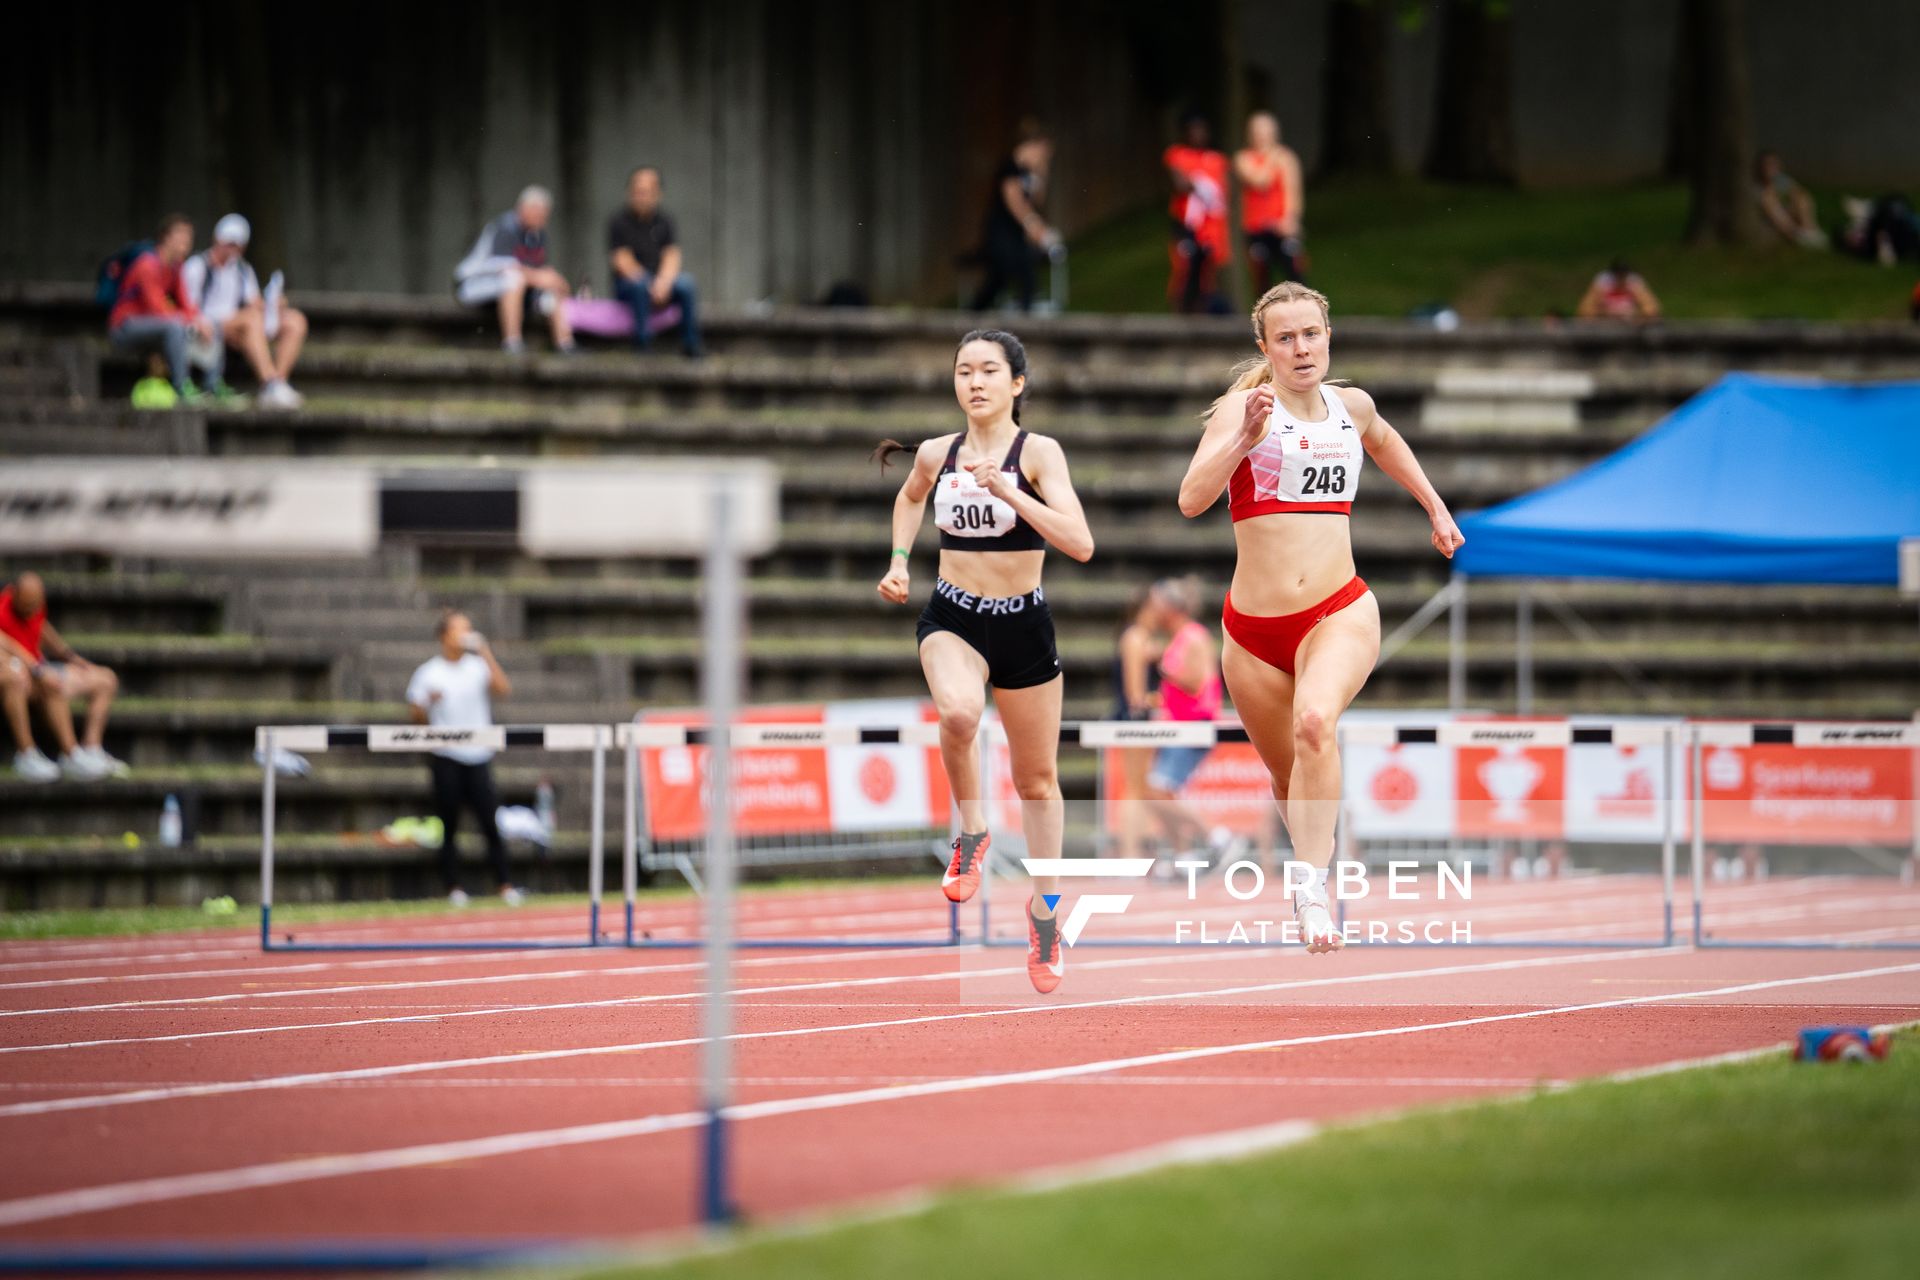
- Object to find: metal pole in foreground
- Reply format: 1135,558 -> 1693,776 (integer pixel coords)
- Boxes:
623,733 -> 639,945
1447,573 -> 1467,710
588,729 -> 606,945
1690,726 -> 1706,947
259,729 -> 277,951
978,726 -> 993,945
699,483 -> 741,1226
1660,724 -> 1676,946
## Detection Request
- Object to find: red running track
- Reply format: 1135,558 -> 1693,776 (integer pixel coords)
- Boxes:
0,877 -> 1917,1257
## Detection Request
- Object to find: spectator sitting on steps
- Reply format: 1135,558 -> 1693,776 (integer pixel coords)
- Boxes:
607,166 -> 705,358
454,186 -> 577,355
1,573 -> 126,783
108,213 -> 216,402
1576,259 -> 1662,324
1754,151 -> 1828,250
180,214 -> 309,409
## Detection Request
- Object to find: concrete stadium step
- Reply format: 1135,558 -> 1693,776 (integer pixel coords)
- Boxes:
12,574 -> 227,635
1368,642 -> 1920,709
251,606 -> 443,643
157,397 -> 1645,468
0,414 -> 206,457
186,557 -> 423,585
10,283 -> 1920,378
59,636 -> 339,701
0,363 -> 71,396
97,345 -> 1706,426
499,584 -> 1919,651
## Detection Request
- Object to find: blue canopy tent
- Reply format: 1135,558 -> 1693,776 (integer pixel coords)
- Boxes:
1426,375 -> 1920,706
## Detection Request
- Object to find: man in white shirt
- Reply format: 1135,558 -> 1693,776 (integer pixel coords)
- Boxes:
405,610 -> 521,905
179,214 -> 308,409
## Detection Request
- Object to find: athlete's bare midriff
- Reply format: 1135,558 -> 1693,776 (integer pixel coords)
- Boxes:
935,548 -> 1046,600
1228,511 -> 1358,614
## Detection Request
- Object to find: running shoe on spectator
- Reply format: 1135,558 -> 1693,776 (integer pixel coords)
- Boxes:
12,749 -> 59,783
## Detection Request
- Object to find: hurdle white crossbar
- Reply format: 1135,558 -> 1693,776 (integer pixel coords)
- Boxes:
255,724 -> 613,953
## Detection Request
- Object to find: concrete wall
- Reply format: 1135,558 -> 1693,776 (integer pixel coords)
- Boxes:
3,1 -> 1915,300
0,0 -> 1180,302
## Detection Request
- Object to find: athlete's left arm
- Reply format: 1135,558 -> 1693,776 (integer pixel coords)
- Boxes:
979,435 -> 1095,562
1344,387 -> 1464,560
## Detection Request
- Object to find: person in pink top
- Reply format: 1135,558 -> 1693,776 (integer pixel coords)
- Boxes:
1142,576 -> 1224,856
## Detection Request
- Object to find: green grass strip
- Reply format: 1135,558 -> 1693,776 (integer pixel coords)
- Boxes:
535,1029 -> 1918,1280
1070,179 -> 1912,321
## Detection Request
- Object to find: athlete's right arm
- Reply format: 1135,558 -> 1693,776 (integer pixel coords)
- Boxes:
1178,386 -> 1273,517
877,439 -> 942,604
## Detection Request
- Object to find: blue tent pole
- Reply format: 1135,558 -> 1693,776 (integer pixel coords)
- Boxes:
1447,572 -> 1467,710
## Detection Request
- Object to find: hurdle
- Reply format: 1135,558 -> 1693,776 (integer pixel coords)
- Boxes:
1330,719 -> 1681,950
1689,721 -> 1920,952
254,724 -> 614,952
618,717 -> 968,951
253,716 -> 1916,954
611,717 -> 1684,951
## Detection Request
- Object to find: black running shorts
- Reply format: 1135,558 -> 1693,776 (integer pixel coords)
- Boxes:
915,579 -> 1062,690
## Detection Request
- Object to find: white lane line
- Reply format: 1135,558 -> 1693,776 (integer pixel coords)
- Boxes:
0,962 -> 993,1056
0,948 -> 1677,1115
0,944 -> 973,1018
0,949 -> 642,993
0,960 -> 1911,1230
0,1074 -> 1557,1092
0,889 -> 939,966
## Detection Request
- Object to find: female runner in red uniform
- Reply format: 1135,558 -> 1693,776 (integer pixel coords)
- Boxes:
1178,283 -> 1463,952
876,330 -> 1094,993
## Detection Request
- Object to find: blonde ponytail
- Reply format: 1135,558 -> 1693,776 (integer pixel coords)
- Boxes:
1207,281 -> 1336,419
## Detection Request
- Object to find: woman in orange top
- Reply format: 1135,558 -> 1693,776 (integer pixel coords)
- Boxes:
1178,283 -> 1463,953
1235,112 -> 1305,292
1164,113 -> 1231,314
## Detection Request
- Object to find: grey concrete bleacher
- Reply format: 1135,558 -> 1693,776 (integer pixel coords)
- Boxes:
2,283 -> 1917,907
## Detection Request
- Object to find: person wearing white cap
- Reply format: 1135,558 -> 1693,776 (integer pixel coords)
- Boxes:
180,213 -> 308,409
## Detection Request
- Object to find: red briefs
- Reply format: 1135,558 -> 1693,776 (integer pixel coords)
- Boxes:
1222,576 -> 1369,676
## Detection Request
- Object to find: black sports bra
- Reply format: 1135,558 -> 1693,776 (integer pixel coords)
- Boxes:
934,431 -> 1047,552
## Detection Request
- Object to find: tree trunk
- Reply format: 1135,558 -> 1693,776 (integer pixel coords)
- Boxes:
1220,0 -> 1252,307
1679,0 -> 1763,245
1320,0 -> 1393,176
1423,0 -> 1515,183
1660,0 -> 1698,180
